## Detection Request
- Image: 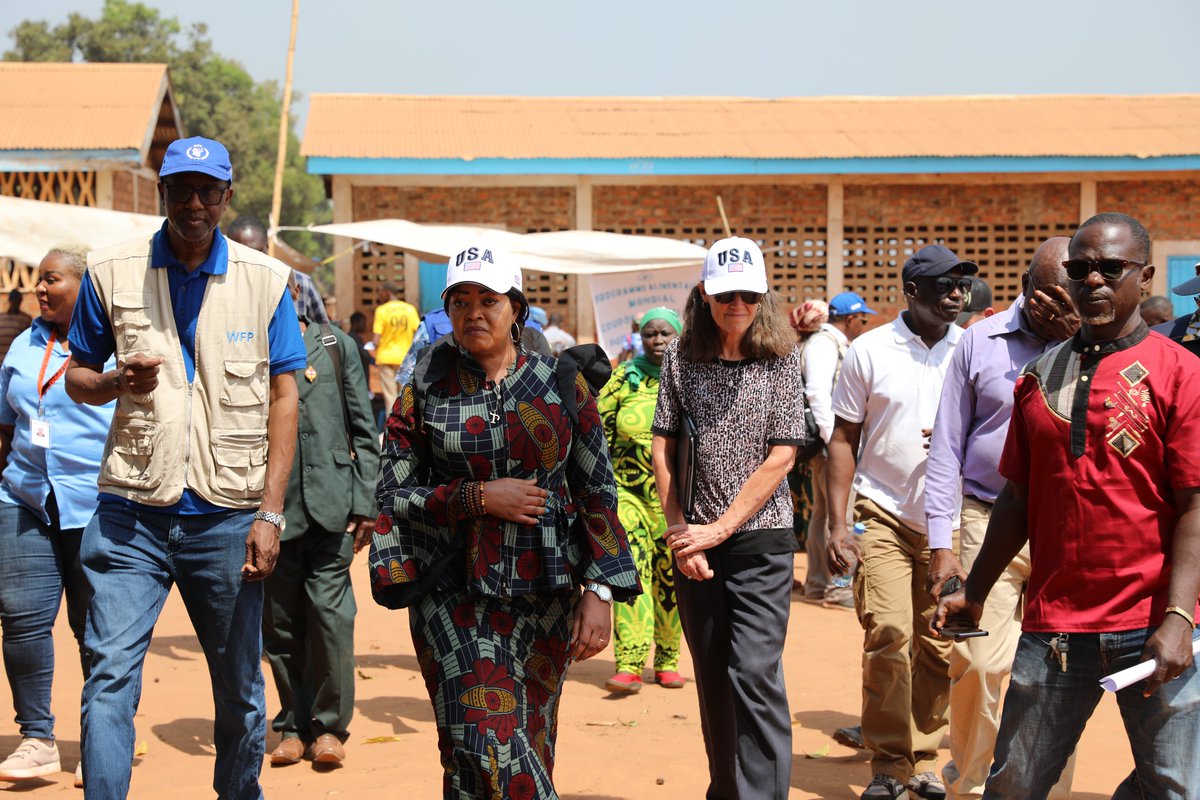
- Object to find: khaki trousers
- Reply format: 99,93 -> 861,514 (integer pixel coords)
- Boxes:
377,362 -> 399,416
943,496 -> 1075,799
855,497 -> 955,781
802,453 -> 855,600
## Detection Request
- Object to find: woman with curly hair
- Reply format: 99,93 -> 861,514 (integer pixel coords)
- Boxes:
598,307 -> 685,694
369,245 -> 640,799
651,237 -> 807,799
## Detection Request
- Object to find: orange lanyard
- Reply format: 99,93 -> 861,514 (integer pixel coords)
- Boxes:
37,330 -> 69,415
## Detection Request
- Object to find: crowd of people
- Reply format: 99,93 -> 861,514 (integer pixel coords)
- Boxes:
0,132 -> 1195,800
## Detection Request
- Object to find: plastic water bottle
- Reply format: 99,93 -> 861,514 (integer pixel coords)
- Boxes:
831,522 -> 866,588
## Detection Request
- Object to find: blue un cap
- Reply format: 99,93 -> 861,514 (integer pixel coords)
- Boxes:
159,136 -> 233,182
828,291 -> 877,316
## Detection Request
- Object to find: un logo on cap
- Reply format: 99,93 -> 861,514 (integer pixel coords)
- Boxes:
186,144 -> 210,161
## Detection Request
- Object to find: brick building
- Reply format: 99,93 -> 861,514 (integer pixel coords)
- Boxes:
0,63 -> 183,298
302,95 -> 1200,334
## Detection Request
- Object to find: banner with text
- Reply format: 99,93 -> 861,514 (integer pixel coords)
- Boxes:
590,266 -> 696,360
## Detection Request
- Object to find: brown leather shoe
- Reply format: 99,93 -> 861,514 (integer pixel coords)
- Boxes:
269,737 -> 305,766
307,734 -> 345,766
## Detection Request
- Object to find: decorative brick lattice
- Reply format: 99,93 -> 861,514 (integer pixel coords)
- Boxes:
356,243 -> 406,312
0,171 -> 97,206
841,222 -> 1077,321
0,258 -> 39,293
351,186 -> 576,324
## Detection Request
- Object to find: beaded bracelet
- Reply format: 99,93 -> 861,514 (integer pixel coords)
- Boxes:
462,481 -> 481,518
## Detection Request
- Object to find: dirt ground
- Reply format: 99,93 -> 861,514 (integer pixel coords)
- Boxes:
0,556 -> 1135,799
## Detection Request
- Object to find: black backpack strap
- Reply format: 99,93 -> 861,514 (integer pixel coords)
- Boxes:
319,323 -> 357,461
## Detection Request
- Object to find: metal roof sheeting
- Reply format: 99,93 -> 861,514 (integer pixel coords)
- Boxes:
0,62 -> 174,151
300,94 -> 1200,161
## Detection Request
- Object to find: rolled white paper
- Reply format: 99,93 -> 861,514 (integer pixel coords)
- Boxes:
1099,638 -> 1200,692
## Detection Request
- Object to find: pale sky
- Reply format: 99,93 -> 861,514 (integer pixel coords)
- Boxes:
3,0 -> 1198,133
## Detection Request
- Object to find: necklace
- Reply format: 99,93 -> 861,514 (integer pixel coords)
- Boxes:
486,351 -> 519,425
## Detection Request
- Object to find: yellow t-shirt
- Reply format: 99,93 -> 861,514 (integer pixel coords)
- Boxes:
373,299 -> 421,365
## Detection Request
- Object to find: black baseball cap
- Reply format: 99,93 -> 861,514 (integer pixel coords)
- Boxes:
956,276 -> 994,325
902,244 -> 979,284
1170,262 -> 1200,297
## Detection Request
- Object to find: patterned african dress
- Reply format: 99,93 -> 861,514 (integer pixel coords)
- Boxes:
596,361 -> 682,674
371,343 -> 640,800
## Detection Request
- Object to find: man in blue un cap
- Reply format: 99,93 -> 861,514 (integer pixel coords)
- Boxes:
66,136 -> 307,799
800,290 -> 875,610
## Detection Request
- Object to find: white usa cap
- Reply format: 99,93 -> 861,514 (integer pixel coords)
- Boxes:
702,237 -> 768,295
442,244 -> 522,298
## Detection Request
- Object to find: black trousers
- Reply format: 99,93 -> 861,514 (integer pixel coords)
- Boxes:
675,546 -> 793,800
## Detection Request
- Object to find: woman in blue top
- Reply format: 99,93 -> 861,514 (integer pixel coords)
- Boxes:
0,247 -> 115,784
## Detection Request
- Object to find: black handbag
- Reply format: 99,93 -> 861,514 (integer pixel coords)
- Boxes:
676,409 -> 699,522
794,399 -> 823,463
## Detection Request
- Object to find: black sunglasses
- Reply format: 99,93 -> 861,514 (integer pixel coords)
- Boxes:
1062,258 -> 1146,282
712,291 -> 763,305
162,182 -> 230,206
922,276 -> 973,296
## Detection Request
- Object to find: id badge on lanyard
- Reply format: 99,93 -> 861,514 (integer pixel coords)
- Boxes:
34,330 -> 69,449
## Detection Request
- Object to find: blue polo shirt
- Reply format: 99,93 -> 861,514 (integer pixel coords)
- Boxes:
69,223 -> 307,513
0,318 -> 116,529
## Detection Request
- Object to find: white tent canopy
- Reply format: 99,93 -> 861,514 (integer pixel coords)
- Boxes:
0,195 -> 163,265
307,219 -> 708,275
0,195 -> 318,272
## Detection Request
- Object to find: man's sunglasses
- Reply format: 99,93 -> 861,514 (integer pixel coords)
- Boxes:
712,291 -> 763,305
162,182 -> 230,206
922,276 -> 973,296
1062,258 -> 1146,282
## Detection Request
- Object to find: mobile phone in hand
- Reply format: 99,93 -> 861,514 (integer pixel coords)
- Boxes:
937,576 -> 988,639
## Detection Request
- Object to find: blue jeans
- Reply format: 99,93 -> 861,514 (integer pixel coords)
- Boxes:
80,506 -> 265,800
0,499 -> 89,740
984,628 -> 1200,799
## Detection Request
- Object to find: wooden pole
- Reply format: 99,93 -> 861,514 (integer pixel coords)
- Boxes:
716,195 -> 732,238
268,0 -> 300,259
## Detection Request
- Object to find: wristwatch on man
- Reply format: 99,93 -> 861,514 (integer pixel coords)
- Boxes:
253,510 -> 287,534
584,581 -> 613,605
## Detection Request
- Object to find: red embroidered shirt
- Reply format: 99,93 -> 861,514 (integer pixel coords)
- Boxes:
1000,325 -> 1200,632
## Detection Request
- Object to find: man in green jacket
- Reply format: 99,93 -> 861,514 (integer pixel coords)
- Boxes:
228,232 -> 380,769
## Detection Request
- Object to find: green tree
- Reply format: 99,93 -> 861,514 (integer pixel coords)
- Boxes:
4,0 -> 330,264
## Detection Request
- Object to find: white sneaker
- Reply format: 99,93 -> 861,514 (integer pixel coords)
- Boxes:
74,762 -> 83,788
0,738 -> 61,780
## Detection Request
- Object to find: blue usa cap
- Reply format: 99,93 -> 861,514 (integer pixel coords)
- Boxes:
828,291 -> 877,316
159,136 -> 233,182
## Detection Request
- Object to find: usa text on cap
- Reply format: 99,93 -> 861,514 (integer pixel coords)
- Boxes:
442,245 -> 522,298
702,237 -> 768,296
159,137 -> 233,182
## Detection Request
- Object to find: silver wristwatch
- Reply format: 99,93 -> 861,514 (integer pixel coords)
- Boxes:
584,581 -> 613,605
253,510 -> 287,533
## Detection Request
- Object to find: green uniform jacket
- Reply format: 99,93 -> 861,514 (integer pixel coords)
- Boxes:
284,323 -> 381,538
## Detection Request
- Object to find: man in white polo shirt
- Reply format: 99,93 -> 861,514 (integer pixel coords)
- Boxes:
826,244 -> 975,800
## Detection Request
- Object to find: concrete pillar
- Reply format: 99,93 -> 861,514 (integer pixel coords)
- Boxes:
1080,179 -> 1097,222
826,179 -> 845,296
331,175 -> 354,324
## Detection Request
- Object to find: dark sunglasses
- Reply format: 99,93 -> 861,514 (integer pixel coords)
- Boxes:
162,182 -> 230,206
712,291 -> 763,305
922,276 -> 973,296
1062,258 -> 1146,282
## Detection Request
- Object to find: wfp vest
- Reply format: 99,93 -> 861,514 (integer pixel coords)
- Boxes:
87,234 -> 291,508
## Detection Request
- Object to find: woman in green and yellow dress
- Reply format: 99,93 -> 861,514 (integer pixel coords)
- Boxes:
598,307 -> 685,693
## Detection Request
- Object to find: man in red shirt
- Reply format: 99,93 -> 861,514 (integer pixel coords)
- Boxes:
934,212 -> 1200,799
